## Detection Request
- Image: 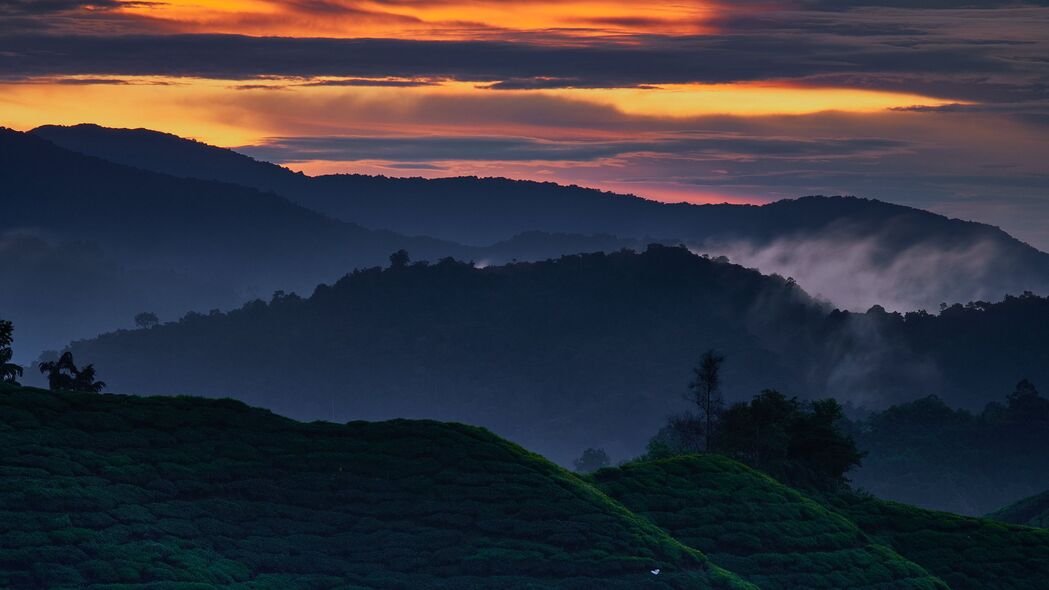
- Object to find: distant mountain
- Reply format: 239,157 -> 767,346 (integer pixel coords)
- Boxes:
0,128 -> 474,357
34,123 -> 1049,311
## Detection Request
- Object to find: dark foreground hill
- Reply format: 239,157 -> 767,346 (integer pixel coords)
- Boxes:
0,385 -> 755,590
34,124 -> 1049,312
823,493 -> 1049,590
7,386 -> 1049,589
988,490 -> 1049,528
592,455 -> 947,590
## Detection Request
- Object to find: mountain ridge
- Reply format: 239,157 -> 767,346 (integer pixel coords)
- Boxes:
32,123 -> 1049,313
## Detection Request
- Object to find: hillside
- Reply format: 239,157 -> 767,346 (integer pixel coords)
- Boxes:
33,124 -> 1049,312
0,384 -> 754,590
61,245 -> 824,465
988,490 -> 1049,528
56,246 -> 1049,467
823,492 -> 1049,590
592,455 -> 948,590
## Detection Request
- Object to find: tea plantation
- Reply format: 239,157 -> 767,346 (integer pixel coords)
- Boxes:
4,384 -> 1049,589
823,492 -> 1049,590
987,489 -> 1049,528
591,455 -> 947,590
0,385 -> 753,590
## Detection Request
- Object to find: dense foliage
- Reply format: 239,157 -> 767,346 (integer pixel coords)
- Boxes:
848,381 -> 1049,515
823,492 -> 1049,590
646,390 -> 863,491
61,244 -> 1049,474
593,455 -> 947,590
720,392 -> 863,488
65,245 -> 820,464
0,385 -> 754,590
38,351 -> 105,393
0,319 -> 23,385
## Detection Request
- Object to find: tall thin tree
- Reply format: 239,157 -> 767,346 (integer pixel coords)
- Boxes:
689,349 -> 725,451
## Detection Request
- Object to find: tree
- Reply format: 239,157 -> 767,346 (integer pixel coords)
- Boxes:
39,352 -> 105,393
645,413 -> 704,459
0,319 -> 24,385
134,312 -> 159,330
389,249 -> 410,269
717,389 -> 795,470
1005,379 -> 1049,423
573,448 -> 611,473
788,398 -> 865,484
716,390 -> 863,488
688,349 -> 725,451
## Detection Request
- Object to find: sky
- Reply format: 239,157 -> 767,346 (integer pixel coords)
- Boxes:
2,1 -> 1048,248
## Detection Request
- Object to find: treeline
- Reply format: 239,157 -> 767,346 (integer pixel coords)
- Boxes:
63,245 -> 821,465
1,318 -> 104,393
848,380 -> 1049,515
591,349 -> 864,494
57,245 -> 1049,469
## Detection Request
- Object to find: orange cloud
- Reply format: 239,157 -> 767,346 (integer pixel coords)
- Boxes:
0,75 -> 957,147
110,0 -> 719,39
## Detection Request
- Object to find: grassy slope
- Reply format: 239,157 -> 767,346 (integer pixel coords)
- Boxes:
987,490 -> 1049,528
591,456 -> 947,590
0,385 -> 754,590
823,492 -> 1049,590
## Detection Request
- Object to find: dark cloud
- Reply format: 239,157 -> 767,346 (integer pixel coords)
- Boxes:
0,32 -> 1014,89
240,134 -> 907,163
1,1 -> 1046,104
0,1 -> 123,15
299,78 -> 442,87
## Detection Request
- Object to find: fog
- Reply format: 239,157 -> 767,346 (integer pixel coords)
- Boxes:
704,232 -> 1024,313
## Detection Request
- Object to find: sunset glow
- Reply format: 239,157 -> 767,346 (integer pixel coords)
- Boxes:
1,76 -> 955,149
3,0 -> 1048,246
112,0 -> 720,38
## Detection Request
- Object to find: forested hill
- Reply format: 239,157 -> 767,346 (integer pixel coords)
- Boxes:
62,245 -> 824,464
57,245 -> 1049,464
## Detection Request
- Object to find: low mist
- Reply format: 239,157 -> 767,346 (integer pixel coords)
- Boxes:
704,231 -> 1024,313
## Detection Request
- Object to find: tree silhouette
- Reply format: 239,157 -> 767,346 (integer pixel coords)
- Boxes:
716,390 -> 863,487
389,249 -> 410,269
39,352 -> 105,393
134,312 -> 159,329
0,319 -> 24,385
573,448 -> 611,473
689,349 -> 725,451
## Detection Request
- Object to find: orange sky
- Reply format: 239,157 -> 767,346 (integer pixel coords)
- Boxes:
0,76 -> 956,148
110,0 -> 721,39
